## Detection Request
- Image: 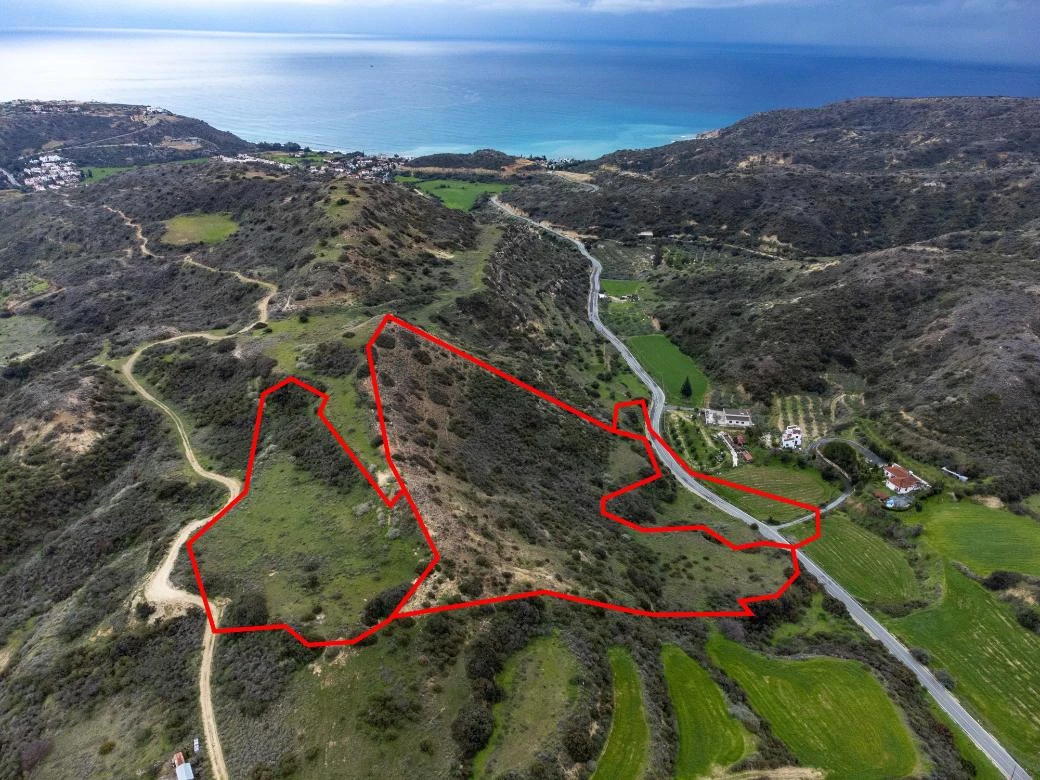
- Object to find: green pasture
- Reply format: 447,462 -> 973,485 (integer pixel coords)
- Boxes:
625,334 -> 709,405
592,647 -> 650,780
162,212 -> 239,245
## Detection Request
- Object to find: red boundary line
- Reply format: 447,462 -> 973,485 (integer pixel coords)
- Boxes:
185,314 -> 821,647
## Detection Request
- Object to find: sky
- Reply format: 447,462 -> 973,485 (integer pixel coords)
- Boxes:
3,0 -> 1038,64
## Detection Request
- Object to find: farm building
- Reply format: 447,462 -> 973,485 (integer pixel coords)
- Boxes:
741,451 -> 754,463
172,753 -> 195,780
780,425 -> 803,450
884,464 -> 928,494
704,408 -> 754,427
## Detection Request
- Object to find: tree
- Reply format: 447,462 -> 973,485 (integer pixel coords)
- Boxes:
680,376 -> 693,399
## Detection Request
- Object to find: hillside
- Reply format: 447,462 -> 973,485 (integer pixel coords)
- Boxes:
0,100 -> 253,169
0,102 -> 1034,780
504,97 -> 1040,499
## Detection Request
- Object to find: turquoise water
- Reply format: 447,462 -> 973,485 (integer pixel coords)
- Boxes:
2,30 -> 1038,158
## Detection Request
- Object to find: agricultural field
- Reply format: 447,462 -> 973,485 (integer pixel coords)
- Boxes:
162,212 -> 239,244
665,411 -> 727,472
707,635 -> 920,779
916,494 -> 1040,577
785,513 -> 922,605
600,279 -> 645,297
661,644 -> 751,778
888,564 -> 1040,773
82,165 -> 133,182
591,239 -> 654,278
626,333 -> 709,406
395,176 -> 509,211
592,647 -> 650,780
713,463 -> 841,523
192,452 -> 425,643
474,637 -> 580,778
602,300 -> 656,337
0,314 -> 54,363
770,394 -> 849,439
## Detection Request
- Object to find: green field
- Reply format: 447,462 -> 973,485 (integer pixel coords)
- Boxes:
0,314 -> 54,363
626,333 -> 709,406
889,564 -> 1040,773
661,644 -> 750,777
396,177 -> 509,211
787,513 -> 921,605
603,300 -> 656,337
708,635 -> 919,779
193,453 -> 424,642
82,165 -> 133,183
600,279 -> 645,297
475,637 -> 580,778
162,212 -> 239,245
917,494 -> 1040,577
715,464 -> 840,523
592,647 -> 650,780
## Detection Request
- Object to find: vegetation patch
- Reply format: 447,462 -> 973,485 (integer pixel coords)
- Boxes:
0,315 -> 54,363
661,643 -> 750,777
592,647 -> 649,780
889,563 -> 1040,772
708,635 -> 919,779
396,176 -> 509,211
786,513 -> 921,605
917,494 -> 1040,577
191,384 -> 427,642
474,636 -> 580,778
600,279 -> 645,297
162,212 -> 239,245
625,333 -> 709,405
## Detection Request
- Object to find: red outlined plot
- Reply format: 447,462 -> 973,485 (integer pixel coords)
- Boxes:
186,314 -> 822,647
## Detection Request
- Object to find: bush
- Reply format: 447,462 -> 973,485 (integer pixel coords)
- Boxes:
451,703 -> 493,757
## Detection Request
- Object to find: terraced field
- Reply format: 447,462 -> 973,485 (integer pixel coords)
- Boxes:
786,513 -> 921,605
626,333 -> 709,406
592,647 -> 650,780
707,635 -> 919,779
474,637 -> 580,778
917,494 -> 1040,577
888,564 -> 1040,773
714,464 -> 840,523
661,644 -> 751,778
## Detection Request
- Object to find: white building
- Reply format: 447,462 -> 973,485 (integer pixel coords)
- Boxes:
884,464 -> 928,495
704,408 -> 754,428
780,424 -> 803,449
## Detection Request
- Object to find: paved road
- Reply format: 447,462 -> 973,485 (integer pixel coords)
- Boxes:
491,196 -> 1030,780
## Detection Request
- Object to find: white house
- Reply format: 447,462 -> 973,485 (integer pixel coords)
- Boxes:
704,408 -> 754,428
780,425 -> 803,449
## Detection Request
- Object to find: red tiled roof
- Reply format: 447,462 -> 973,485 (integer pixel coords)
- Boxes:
884,464 -> 921,490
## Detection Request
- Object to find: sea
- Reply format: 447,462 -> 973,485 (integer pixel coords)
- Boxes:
2,29 -> 1039,159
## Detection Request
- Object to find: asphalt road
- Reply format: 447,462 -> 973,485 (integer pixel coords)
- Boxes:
492,196 -> 1030,780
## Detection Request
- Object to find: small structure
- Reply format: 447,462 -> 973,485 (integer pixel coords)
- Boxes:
942,466 -> 969,483
780,425 -> 803,450
884,464 -> 928,495
173,753 -> 195,780
741,450 -> 754,464
735,434 -> 747,447
637,230 -> 654,239
704,408 -> 753,428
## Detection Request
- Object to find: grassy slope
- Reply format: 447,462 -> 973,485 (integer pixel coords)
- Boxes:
0,314 -> 53,361
714,464 -> 840,523
787,513 -> 921,604
474,637 -> 579,778
917,494 -> 1040,577
888,564 -> 1040,773
626,333 -> 709,406
707,635 -> 919,779
162,212 -> 239,245
661,644 -> 750,778
592,647 -> 650,780
193,455 -> 424,641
